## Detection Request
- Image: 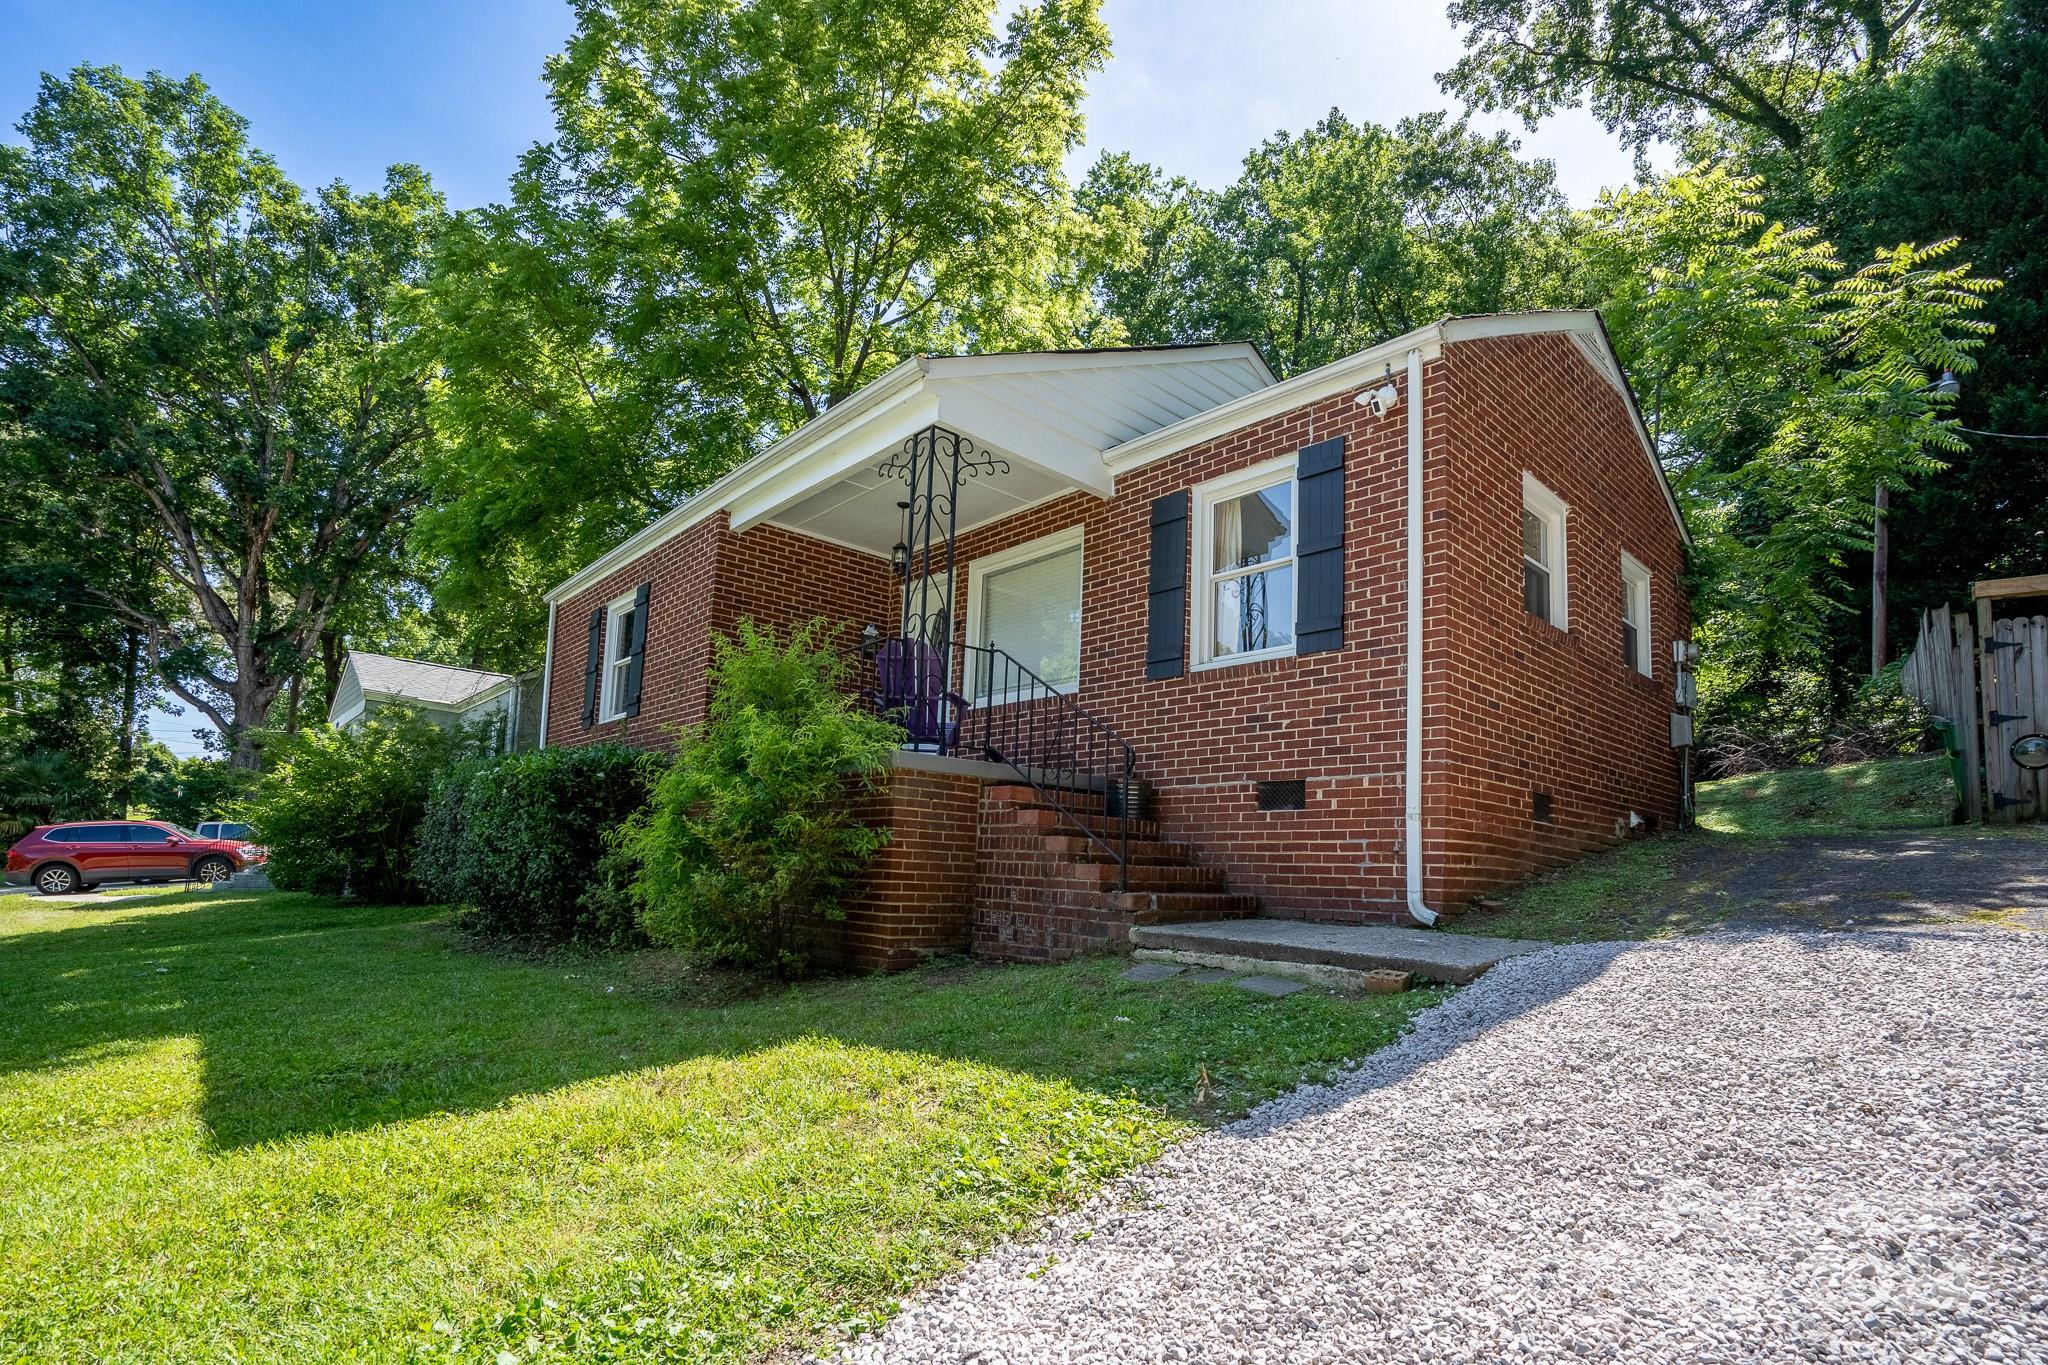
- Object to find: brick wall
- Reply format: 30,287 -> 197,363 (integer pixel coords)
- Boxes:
829,766 -> 982,971
1426,331 -> 1689,905
545,512 -> 895,749
935,333 -> 1685,920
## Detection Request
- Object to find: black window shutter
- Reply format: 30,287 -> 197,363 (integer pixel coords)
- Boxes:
1295,435 -> 1345,654
621,582 -> 651,717
1145,491 -> 1189,679
580,606 -> 604,728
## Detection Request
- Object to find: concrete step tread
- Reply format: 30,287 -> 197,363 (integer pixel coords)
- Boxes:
1126,918 -> 1549,985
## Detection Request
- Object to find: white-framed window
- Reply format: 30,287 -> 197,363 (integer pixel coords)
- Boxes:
1194,455 -> 1297,668
1621,554 -> 1653,677
964,526 -> 1083,701
1521,472 -> 1569,629
599,590 -> 640,722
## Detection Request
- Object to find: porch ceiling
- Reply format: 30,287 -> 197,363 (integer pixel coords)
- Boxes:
766,454 -> 1077,556
551,344 -> 1272,600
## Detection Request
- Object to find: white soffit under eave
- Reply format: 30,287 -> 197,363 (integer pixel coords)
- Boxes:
547,345 -> 1273,601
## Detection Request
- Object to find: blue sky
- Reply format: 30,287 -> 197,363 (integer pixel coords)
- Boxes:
5,0 -> 1644,755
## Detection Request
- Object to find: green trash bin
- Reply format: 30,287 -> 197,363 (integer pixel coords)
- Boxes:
1931,718 -> 1967,817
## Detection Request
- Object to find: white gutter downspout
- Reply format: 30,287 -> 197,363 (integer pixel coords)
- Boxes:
535,600 -> 557,749
1403,346 -> 1437,927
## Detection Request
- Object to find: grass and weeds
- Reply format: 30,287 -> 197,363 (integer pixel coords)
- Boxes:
0,887 -> 1437,1364
1452,754 -> 1970,944
1693,754 -> 1956,836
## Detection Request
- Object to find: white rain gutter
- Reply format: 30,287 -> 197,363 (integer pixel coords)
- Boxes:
1403,346 -> 1437,927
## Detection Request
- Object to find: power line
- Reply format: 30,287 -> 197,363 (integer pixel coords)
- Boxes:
1959,425 -> 2048,441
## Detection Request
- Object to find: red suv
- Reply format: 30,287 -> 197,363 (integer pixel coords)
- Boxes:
5,821 -> 253,896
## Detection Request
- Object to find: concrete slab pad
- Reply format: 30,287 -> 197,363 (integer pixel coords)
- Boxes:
1128,918 -> 1548,985
1234,974 -> 1306,997
1120,961 -> 1187,983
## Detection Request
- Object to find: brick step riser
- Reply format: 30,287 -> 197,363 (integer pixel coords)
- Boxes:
984,784 -> 1108,814
1000,807 -> 1162,841
1034,834 -> 1196,864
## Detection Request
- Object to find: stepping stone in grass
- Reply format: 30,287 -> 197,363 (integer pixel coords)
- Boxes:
1121,962 -> 1187,983
1235,974 -> 1306,997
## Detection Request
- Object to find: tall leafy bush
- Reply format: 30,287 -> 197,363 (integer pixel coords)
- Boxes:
242,710 -> 478,901
623,620 -> 902,974
415,743 -> 660,945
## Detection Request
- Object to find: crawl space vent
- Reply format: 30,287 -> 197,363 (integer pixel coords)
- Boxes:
1257,779 -> 1308,811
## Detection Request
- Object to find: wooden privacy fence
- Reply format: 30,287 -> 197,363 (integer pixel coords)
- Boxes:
1902,588 -> 2048,823
1901,605 -> 1984,822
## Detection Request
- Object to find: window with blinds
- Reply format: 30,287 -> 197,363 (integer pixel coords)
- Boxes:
969,534 -> 1083,700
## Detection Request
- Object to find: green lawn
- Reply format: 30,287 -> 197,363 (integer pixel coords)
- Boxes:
1451,755 -> 1963,943
0,888 -> 1436,1364
1692,753 -> 1956,835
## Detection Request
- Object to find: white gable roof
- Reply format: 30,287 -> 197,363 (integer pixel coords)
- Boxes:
333,652 -> 513,716
547,344 -> 1275,602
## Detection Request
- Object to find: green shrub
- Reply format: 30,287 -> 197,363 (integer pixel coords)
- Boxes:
414,743 -> 660,945
242,710 -> 480,901
622,619 -> 902,975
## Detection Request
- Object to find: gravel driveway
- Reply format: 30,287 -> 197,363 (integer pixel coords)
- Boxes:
838,931 -> 2048,1364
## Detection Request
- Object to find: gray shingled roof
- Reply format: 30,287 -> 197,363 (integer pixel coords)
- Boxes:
348,651 -> 511,708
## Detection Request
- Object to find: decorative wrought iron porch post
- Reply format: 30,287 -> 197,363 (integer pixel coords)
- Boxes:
875,425 -> 1008,751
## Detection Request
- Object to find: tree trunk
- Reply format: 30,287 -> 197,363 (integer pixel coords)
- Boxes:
118,630 -> 141,809
226,671 -> 284,770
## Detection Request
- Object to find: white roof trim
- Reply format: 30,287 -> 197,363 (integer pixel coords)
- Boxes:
1104,321 -> 1447,473
545,344 -> 1273,603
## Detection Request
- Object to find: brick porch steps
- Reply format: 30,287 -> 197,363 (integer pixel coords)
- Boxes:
1112,891 -> 1262,925
974,781 -> 1260,960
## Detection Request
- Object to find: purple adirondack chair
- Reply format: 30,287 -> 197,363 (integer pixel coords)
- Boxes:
869,638 -> 968,752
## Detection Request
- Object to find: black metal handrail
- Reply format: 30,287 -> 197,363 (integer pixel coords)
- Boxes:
851,635 -> 1138,889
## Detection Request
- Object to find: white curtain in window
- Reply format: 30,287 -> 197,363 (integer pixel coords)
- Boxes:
1214,497 -> 1244,573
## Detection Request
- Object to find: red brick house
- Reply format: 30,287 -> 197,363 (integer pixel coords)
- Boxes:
536,311 -> 1690,968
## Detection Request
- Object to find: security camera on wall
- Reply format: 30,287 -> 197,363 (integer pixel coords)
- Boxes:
1355,382 -> 1400,417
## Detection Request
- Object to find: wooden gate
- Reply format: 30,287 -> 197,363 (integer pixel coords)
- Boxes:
1980,611 -> 2048,821
1901,574 -> 2048,824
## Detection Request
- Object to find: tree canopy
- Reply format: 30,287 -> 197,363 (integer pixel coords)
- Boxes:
416,0 -> 1114,662
0,66 -> 444,765
1081,111 -> 1575,375
1587,170 -> 1995,740
1440,0 -> 1985,154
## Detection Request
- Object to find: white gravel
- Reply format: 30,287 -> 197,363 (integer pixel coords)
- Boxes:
837,932 -> 2048,1364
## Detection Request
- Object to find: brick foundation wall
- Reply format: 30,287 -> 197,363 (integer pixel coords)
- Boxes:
829,766 -> 982,971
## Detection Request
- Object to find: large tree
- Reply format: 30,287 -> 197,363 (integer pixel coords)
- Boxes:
1082,112 -> 1576,376
1439,0 -> 1986,156
1815,0 -> 2048,609
1585,170 -> 1995,747
419,0 -> 1113,663
0,67 -> 445,766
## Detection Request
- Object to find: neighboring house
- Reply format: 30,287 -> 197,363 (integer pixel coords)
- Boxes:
536,312 -> 1690,968
327,651 -> 542,752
